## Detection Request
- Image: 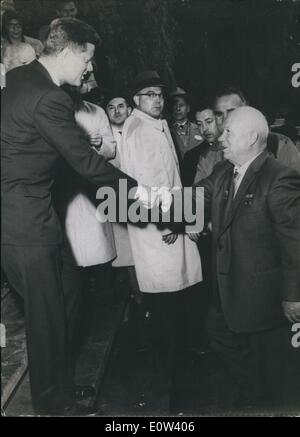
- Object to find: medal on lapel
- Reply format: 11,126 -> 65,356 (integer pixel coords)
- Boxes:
245,193 -> 254,207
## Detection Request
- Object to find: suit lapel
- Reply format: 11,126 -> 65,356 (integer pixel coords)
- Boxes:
218,151 -> 270,238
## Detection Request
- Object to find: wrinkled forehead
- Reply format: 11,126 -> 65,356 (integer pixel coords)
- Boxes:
195,108 -> 214,121
224,109 -> 248,131
215,94 -> 244,112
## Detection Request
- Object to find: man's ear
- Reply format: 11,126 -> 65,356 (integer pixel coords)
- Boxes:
187,104 -> 191,113
127,106 -> 133,116
59,46 -> 70,58
248,130 -> 258,147
133,95 -> 139,108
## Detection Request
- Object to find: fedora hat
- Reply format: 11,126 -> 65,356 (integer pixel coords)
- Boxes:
131,70 -> 166,96
168,86 -> 193,104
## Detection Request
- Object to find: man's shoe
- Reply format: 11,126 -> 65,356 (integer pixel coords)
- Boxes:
72,385 -> 95,401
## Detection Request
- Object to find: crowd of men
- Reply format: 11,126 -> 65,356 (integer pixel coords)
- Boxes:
1,0 -> 300,416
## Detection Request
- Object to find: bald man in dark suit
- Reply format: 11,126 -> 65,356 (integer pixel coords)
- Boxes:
193,106 -> 300,409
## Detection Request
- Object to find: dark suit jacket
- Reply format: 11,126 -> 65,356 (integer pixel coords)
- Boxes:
181,140 -> 224,186
181,142 -> 203,186
195,151 -> 300,333
1,60 -> 137,246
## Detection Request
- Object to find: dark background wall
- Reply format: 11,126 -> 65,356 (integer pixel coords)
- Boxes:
14,0 -> 300,119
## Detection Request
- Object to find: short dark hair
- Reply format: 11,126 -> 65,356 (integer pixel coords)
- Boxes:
104,93 -> 131,109
194,99 -> 214,114
214,86 -> 248,105
2,10 -> 25,43
43,17 -> 101,56
56,0 -> 78,10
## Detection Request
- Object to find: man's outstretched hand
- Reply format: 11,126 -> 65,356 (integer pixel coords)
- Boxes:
134,185 -> 159,209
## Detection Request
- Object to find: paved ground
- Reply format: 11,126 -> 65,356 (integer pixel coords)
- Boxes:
96,300 -> 237,417
95,299 -> 300,417
2,273 -> 300,417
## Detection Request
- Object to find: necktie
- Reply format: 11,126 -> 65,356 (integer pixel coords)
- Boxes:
233,169 -> 240,198
223,168 -> 239,220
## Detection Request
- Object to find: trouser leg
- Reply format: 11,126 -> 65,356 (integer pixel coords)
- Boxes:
185,234 -> 211,351
60,239 -> 82,386
208,307 -> 260,402
1,244 -> 69,410
249,323 -> 293,407
283,323 -> 300,410
208,306 -> 290,406
93,262 -> 113,297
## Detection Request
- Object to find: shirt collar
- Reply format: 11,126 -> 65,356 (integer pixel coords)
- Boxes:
174,120 -> 189,128
234,152 -> 263,178
111,125 -> 123,136
209,141 -> 223,151
132,108 -> 164,131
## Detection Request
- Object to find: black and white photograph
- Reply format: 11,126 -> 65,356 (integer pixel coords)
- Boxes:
1,0 -> 300,419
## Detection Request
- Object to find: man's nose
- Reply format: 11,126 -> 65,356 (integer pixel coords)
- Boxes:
87,62 -> 93,73
218,130 -> 226,142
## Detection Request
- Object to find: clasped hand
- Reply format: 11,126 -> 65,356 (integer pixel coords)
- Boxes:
134,186 -> 172,211
88,133 -> 103,153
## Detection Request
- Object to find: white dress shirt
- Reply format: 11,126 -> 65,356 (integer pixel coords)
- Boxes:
233,152 -> 263,197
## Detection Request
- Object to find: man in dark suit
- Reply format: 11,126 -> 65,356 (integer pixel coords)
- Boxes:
1,18 -> 146,415
193,106 -> 300,408
180,107 -> 223,354
181,106 -> 223,186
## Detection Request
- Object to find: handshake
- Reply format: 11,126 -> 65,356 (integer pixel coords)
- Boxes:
134,185 -> 173,212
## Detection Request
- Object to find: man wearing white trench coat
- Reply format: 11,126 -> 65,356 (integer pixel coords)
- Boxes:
119,72 -> 203,391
